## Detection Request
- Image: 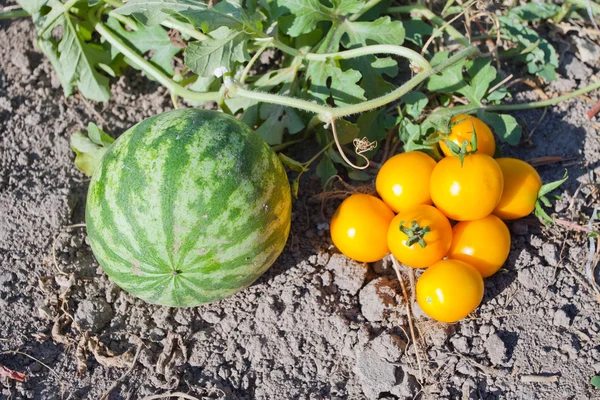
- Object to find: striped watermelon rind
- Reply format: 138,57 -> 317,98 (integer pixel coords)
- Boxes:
85,109 -> 292,307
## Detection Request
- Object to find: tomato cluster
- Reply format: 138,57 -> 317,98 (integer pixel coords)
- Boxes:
330,115 -> 543,323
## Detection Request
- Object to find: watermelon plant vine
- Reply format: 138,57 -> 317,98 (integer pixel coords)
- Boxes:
4,0 -> 600,194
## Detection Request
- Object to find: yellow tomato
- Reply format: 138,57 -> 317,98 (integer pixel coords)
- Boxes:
440,114 -> 496,157
376,151 -> 437,213
330,194 -> 395,262
447,215 -> 511,278
430,154 -> 504,221
416,259 -> 484,323
387,205 -> 452,268
493,158 -> 543,220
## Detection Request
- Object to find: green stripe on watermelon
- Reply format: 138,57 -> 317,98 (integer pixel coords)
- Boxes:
86,109 -> 292,307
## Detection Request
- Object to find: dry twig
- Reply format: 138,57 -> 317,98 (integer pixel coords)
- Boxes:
391,256 -> 424,382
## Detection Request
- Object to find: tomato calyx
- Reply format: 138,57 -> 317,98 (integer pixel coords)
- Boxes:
443,122 -> 479,166
534,170 -> 568,225
399,220 -> 431,248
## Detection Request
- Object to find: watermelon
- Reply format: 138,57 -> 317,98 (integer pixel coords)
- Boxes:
85,109 -> 292,307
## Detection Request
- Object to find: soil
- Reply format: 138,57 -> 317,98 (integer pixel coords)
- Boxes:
1,7 -> 600,400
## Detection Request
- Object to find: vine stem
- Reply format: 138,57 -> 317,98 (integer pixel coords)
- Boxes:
566,0 -> 600,16
388,4 -> 470,47
0,9 -> 29,19
330,119 -> 369,170
228,46 -> 477,121
304,44 -> 431,71
240,39 -> 274,84
91,13 -> 219,102
433,78 -> 600,119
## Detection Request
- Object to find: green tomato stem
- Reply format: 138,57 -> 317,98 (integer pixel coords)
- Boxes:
92,14 -> 219,103
0,8 -> 29,19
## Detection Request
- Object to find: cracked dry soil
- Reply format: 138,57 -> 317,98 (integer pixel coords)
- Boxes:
2,9 -> 600,400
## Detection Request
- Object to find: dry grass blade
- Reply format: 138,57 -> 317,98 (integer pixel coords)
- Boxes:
140,393 -> 201,400
520,374 -> 559,383
391,256 -> 424,383
0,350 -> 65,397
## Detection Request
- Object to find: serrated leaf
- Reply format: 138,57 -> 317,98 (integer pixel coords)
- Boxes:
184,26 -> 249,77
106,17 -> 181,75
341,16 -> 405,47
306,61 -> 366,106
401,92 -> 429,119
341,55 -> 397,98
279,153 -> 306,173
277,0 -> 332,37
508,2 -> 560,22
316,153 -> 338,189
117,0 -> 255,33
331,0 -> 363,15
476,111 -> 522,145
592,376 -> 600,390
498,15 -> 558,81
427,51 -> 466,93
36,2 -> 111,102
538,171 -> 568,198
255,103 -> 305,145
403,19 -> 434,47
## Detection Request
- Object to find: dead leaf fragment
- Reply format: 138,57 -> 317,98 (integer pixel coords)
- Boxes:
0,365 -> 26,382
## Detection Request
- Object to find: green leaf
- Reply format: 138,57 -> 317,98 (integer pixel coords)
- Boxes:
498,16 -> 558,81
306,61 -> 366,106
341,16 -> 405,47
334,119 -> 360,145
340,55 -> 397,98
36,2 -> 111,102
117,0 -> 256,33
458,58 -> 497,104
316,153 -> 338,189
348,170 -> 370,181
538,171 -> 568,198
592,376 -> 600,390
184,26 -> 249,77
277,0 -> 332,37
427,51 -> 466,93
331,0 -> 363,15
87,122 -> 114,147
534,200 -> 554,225
255,103 -> 305,145
106,17 -> 181,75
71,127 -> 113,177
508,2 -> 560,22
403,19 -> 434,48
279,153 -> 306,173
476,111 -> 522,145
401,92 -> 429,119
15,0 -> 47,15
